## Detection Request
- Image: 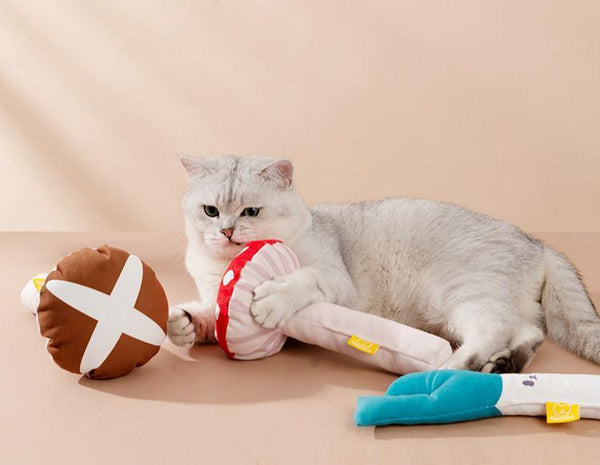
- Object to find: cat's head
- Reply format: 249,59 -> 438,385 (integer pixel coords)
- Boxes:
181,156 -> 311,260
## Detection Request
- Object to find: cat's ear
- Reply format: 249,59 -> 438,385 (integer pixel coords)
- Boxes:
260,159 -> 293,189
180,156 -> 206,177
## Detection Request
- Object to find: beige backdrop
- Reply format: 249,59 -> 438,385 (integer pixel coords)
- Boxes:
1,0 -> 599,232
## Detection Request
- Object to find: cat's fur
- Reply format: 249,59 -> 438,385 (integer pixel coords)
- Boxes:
168,155 -> 600,372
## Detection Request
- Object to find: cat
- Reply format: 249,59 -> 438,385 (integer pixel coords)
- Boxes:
168,155 -> 600,373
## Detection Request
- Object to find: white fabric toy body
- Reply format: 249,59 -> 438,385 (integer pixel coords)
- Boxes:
20,273 -> 49,314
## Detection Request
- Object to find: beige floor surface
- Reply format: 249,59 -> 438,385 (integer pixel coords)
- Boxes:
1,231 -> 600,465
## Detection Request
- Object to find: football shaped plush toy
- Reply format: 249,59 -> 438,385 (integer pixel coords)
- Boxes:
20,246 -> 168,379
215,240 -> 452,374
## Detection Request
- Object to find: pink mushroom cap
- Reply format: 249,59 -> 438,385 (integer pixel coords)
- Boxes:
215,240 -> 301,360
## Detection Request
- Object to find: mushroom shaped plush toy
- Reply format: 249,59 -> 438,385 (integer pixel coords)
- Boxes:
20,246 -> 168,379
215,240 -> 452,374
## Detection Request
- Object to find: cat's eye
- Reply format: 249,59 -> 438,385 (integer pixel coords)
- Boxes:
203,205 -> 219,217
241,207 -> 261,217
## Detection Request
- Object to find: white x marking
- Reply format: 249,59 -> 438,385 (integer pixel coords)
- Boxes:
46,254 -> 165,374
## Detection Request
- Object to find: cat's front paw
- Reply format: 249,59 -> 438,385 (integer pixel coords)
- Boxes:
167,306 -> 195,347
191,309 -> 216,344
251,277 -> 298,329
167,305 -> 217,346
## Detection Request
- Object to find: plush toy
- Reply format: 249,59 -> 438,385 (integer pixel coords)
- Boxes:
20,245 -> 168,379
355,370 -> 600,426
215,240 -> 452,374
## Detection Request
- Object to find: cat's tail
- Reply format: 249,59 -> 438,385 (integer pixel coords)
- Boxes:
542,246 -> 600,363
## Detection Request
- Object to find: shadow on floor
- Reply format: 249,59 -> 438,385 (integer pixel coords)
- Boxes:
78,339 -> 396,404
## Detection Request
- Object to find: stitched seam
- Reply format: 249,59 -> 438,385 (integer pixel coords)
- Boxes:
497,402 -> 545,409
499,402 -> 595,409
369,404 -> 499,422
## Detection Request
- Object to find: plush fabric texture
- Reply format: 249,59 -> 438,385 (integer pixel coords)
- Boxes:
35,246 -> 168,379
216,240 -> 452,374
356,370 -> 503,426
20,272 -> 48,314
496,372 -> 600,419
215,239 -> 286,359
355,370 -> 600,426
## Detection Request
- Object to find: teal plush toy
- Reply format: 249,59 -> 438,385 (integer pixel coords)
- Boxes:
355,370 -> 600,426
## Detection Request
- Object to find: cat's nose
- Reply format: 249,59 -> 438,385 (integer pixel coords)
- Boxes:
221,228 -> 234,239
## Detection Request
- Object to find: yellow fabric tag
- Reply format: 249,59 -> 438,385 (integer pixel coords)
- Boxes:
546,402 -> 580,423
347,335 -> 380,355
33,278 -> 46,292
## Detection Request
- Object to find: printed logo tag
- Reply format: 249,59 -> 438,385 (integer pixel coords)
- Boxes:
546,402 -> 580,423
33,278 -> 46,292
347,335 -> 380,355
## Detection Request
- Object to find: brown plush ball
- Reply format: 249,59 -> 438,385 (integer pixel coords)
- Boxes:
37,245 -> 168,380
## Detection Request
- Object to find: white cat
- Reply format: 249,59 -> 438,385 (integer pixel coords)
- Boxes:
168,156 -> 599,372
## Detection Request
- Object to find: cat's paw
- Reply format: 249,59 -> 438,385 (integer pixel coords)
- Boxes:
192,309 -> 216,344
251,277 -> 298,329
167,305 -> 217,346
167,306 -> 195,347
